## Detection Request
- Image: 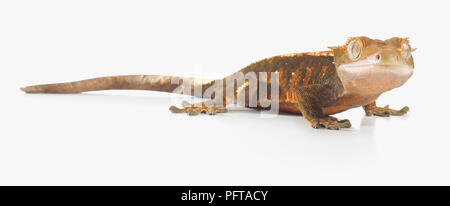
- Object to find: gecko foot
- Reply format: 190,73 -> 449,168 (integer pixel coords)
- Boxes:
309,116 -> 351,130
169,101 -> 227,116
364,104 -> 409,117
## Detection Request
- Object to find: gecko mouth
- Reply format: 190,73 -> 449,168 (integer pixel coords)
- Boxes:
342,64 -> 413,74
336,64 -> 413,95
341,63 -> 413,70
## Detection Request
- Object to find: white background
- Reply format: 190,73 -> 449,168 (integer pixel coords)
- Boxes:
1,0 -> 449,186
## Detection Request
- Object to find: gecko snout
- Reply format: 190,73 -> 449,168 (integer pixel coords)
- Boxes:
377,50 -> 402,65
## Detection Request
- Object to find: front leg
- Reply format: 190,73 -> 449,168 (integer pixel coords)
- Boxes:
362,102 -> 409,117
296,84 -> 351,130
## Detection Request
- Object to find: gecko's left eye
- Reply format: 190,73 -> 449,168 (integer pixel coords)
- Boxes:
401,42 -> 412,60
347,39 -> 362,61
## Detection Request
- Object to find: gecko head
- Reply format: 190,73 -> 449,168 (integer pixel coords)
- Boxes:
329,36 -> 415,95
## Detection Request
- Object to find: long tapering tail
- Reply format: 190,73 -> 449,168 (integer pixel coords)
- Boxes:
21,75 -> 214,96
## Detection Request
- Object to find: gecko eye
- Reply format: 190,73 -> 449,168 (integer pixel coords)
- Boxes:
401,42 -> 412,60
347,39 -> 362,61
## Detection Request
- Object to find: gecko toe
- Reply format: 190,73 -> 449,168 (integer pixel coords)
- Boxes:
399,106 -> 409,114
206,106 -> 228,115
169,105 -> 184,113
338,119 -> 352,128
187,109 -> 201,116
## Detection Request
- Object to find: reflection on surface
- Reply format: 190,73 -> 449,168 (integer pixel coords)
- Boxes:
250,113 -> 379,175
23,92 -> 380,174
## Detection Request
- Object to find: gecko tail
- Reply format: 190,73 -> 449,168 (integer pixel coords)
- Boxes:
20,75 -> 212,95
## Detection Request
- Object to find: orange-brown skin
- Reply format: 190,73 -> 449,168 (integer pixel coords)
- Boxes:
21,37 -> 414,130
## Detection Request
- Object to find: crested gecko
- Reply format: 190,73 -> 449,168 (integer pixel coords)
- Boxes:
21,36 -> 414,130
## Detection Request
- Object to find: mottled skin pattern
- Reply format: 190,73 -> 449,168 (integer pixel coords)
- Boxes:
237,52 -> 341,114
21,36 -> 414,130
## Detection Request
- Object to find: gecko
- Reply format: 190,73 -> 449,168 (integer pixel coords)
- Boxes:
21,36 -> 415,130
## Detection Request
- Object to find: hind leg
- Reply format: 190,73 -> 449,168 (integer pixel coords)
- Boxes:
169,75 -> 257,115
169,100 -> 228,115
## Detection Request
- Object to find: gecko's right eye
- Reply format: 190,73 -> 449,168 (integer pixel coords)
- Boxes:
347,39 -> 362,61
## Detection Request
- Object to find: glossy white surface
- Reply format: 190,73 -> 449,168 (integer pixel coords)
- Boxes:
1,0 -> 449,185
